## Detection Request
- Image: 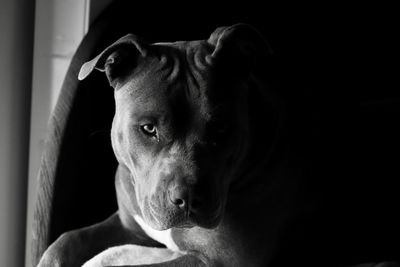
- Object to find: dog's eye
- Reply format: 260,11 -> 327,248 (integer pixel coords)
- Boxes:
140,124 -> 158,139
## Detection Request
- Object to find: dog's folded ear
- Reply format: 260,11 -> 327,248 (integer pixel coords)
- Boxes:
208,24 -> 273,76
78,34 -> 148,88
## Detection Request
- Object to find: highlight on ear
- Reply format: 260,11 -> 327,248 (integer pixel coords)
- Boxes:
78,34 -> 148,88
207,23 -> 273,75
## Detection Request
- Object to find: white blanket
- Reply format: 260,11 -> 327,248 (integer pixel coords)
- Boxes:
82,244 -> 183,267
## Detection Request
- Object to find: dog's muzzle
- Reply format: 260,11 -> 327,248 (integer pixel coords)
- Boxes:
143,176 -> 222,230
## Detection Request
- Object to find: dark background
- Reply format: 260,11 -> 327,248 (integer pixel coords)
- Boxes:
45,1 -> 398,266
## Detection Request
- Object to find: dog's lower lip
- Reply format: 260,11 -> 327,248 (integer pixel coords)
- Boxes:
187,210 -> 221,229
175,221 -> 195,228
146,199 -> 222,229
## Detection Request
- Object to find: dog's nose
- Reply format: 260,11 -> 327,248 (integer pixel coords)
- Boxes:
168,185 -> 189,210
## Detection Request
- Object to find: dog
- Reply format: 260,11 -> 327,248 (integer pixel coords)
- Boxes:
37,24 -> 299,267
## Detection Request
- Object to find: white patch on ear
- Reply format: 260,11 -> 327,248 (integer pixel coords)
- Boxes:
134,215 -> 181,252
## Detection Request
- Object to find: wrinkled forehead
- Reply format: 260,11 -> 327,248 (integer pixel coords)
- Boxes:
115,40 -> 215,118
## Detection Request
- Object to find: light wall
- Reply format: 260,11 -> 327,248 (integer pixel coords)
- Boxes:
24,1 -> 113,266
0,0 -> 35,266
25,1 -> 90,266
0,0 -> 114,265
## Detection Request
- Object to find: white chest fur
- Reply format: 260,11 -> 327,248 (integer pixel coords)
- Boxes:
134,215 -> 181,252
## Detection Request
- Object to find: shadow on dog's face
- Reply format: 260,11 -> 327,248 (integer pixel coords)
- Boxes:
79,25 -> 273,230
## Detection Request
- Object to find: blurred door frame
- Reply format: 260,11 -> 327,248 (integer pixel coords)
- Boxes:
24,1 -> 113,266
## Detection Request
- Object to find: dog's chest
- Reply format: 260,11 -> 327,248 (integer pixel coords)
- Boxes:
134,215 -> 181,252
134,215 -> 245,265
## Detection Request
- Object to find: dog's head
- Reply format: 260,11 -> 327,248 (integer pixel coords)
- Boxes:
79,24 -> 276,230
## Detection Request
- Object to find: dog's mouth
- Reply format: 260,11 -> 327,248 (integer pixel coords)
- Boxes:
173,209 -> 222,229
188,210 -> 222,229
143,197 -> 223,230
